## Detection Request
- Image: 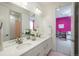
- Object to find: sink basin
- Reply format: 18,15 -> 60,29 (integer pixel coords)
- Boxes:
16,43 -> 32,50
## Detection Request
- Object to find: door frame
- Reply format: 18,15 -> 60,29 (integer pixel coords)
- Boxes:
54,3 -> 75,56
74,2 -> 78,56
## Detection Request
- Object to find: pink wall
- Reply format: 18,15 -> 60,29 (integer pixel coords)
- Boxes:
56,16 -> 71,32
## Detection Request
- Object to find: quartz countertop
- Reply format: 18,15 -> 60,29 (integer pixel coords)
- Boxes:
0,35 -> 50,56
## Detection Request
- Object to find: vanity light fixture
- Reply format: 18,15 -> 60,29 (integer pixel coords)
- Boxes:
12,2 -> 42,15
35,8 -> 42,15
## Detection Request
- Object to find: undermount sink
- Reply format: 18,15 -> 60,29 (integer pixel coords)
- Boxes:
16,43 -> 32,50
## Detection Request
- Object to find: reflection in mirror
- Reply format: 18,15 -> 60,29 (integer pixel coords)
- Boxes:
0,2 -> 42,46
10,11 -> 22,40
0,2 -> 36,48
29,14 -> 35,30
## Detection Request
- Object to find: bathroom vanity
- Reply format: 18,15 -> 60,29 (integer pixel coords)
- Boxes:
0,36 -> 52,56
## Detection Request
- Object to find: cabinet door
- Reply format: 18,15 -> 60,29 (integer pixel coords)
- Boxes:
36,44 -> 44,56
21,43 -> 44,56
43,38 -> 52,55
47,38 -> 52,51
43,42 -> 49,55
21,38 -> 52,56
21,47 -> 39,56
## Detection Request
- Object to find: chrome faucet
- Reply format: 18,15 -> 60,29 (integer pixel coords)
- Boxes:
16,37 -> 23,44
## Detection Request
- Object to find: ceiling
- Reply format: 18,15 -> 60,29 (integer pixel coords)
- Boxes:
56,4 -> 72,18
2,2 -> 72,17
36,2 -> 71,7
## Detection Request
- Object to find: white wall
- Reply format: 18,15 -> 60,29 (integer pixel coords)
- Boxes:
42,5 -> 56,50
0,5 -> 10,41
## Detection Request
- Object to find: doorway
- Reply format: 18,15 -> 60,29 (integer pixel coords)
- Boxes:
56,5 -> 73,56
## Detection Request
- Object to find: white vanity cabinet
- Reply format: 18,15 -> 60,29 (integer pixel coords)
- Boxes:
0,36 -> 52,56
43,38 -> 52,56
21,44 -> 44,56
21,37 -> 52,56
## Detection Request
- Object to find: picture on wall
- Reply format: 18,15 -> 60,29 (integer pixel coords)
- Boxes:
58,24 -> 64,29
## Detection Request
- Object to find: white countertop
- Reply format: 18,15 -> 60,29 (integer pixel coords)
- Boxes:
0,36 -> 50,56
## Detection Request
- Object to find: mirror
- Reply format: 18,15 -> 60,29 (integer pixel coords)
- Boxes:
0,2 -> 42,48
0,2 -> 35,42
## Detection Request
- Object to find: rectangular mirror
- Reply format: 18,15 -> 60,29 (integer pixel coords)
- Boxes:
0,2 -> 34,42
0,2 -> 42,49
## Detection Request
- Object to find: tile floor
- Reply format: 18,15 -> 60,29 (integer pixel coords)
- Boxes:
48,37 -> 72,56
56,37 -> 72,56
